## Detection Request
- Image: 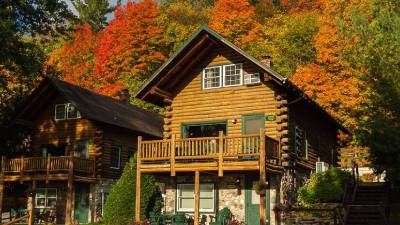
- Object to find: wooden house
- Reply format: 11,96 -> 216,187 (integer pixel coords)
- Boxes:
134,27 -> 346,225
0,77 -> 163,224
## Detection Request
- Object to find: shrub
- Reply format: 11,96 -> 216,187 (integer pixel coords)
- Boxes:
297,167 -> 351,204
103,155 -> 162,225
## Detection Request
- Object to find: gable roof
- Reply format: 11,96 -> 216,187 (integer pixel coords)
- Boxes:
11,77 -> 163,137
135,26 -> 348,133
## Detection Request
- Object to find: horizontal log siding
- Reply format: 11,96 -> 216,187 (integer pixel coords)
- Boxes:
32,95 -> 98,158
165,46 -> 283,141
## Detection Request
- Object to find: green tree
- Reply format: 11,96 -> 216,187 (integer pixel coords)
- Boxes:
72,0 -> 120,31
342,0 -> 400,187
103,156 -> 162,225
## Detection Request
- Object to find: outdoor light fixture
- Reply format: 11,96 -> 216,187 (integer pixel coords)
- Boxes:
231,118 -> 237,124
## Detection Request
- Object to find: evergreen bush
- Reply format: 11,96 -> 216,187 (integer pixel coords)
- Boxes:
103,155 -> 162,225
297,167 -> 351,204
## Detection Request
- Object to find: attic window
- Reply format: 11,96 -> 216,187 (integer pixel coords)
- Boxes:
55,103 -> 81,121
202,63 -> 243,89
203,66 -> 222,89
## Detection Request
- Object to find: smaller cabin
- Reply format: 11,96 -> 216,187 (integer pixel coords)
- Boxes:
0,77 -> 163,224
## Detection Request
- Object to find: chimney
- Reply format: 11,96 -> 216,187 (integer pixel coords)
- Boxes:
119,89 -> 131,105
260,55 -> 273,68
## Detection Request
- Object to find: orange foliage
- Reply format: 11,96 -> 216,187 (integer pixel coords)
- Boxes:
209,0 -> 262,46
46,24 -> 98,90
93,0 -> 166,95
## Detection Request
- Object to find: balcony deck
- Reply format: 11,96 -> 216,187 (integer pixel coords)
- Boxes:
137,132 -> 283,175
0,155 -> 96,182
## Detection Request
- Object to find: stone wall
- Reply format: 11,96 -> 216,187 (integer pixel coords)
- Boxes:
276,204 -> 341,225
91,178 -> 117,223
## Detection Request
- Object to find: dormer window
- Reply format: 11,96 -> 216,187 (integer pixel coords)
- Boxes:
55,103 -> 81,121
202,63 -> 244,89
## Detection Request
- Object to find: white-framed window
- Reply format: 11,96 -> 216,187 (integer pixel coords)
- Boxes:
74,140 -> 89,159
244,73 -> 260,85
176,183 -> 215,213
203,66 -> 222,89
110,145 -> 121,169
223,63 -> 243,87
35,188 -> 57,209
55,104 -> 67,120
54,103 -> 81,121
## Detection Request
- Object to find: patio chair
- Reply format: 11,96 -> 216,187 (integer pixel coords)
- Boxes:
210,207 -> 232,225
171,212 -> 186,225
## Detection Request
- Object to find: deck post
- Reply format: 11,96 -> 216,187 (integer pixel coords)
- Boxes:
46,153 -> 51,183
65,153 -> 74,225
20,155 -> 24,178
171,134 -> 176,176
28,180 -> 36,225
135,136 -> 142,221
0,156 -> 5,222
218,131 -> 224,177
194,170 -> 200,225
259,128 -> 266,225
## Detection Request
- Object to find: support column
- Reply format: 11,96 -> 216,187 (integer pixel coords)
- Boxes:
65,155 -> 74,225
0,156 -> 5,223
135,136 -> 142,221
28,180 -> 36,225
194,171 -> 200,225
259,128 -> 267,225
218,131 -> 224,177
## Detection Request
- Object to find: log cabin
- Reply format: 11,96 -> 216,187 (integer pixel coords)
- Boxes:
0,77 -> 163,224
134,27 -> 347,225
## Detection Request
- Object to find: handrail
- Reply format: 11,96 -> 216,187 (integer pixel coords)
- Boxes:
1,156 -> 95,177
1,214 -> 29,225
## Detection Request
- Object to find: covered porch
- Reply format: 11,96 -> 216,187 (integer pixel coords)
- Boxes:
135,129 -> 282,225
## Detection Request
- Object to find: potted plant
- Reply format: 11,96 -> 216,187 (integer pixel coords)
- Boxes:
253,181 -> 267,195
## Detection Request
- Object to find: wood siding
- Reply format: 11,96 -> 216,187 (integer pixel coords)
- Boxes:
164,46 -> 286,142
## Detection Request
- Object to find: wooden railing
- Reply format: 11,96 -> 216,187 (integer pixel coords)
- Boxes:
139,132 -> 281,166
1,155 -> 95,177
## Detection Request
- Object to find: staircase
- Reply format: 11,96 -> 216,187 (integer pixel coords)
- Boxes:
345,182 -> 388,225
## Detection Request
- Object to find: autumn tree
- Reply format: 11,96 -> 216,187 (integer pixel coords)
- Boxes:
209,0 -> 262,48
46,24 -> 98,90
94,0 -> 167,96
158,0 -> 212,51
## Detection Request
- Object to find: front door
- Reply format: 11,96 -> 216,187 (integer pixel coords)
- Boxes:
242,114 -> 265,135
74,184 -> 89,224
245,175 -> 270,225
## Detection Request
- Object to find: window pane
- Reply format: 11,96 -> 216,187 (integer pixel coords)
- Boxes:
179,185 -> 194,197
55,104 -> 66,120
245,118 -> 264,134
244,73 -> 260,84
36,189 -> 46,198
47,189 -> 57,198
200,184 -> 213,198
203,67 -> 221,89
180,198 -> 194,209
47,198 -> 57,208
110,146 -> 121,168
67,104 -> 80,119
36,198 -> 46,207
224,64 -> 242,86
74,141 -> 88,158
200,198 -> 214,210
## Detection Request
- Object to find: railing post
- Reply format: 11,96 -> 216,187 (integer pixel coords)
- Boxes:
218,131 -> 224,177
171,135 -> 176,176
46,154 -> 51,183
135,136 -> 142,221
0,156 -> 5,223
65,153 -> 74,225
259,128 -> 266,225
20,155 -> 24,178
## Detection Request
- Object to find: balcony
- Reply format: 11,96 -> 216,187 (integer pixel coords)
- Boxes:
0,155 -> 96,182
137,131 -> 282,175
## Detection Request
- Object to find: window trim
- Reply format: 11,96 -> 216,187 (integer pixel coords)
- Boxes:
66,103 -> 82,120
35,188 -> 57,209
244,73 -> 261,85
223,63 -> 243,87
110,145 -> 121,169
54,104 -> 67,121
202,65 -> 222,90
176,183 -> 215,213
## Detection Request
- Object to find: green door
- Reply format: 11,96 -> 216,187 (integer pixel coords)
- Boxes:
74,184 -> 89,224
245,175 -> 270,225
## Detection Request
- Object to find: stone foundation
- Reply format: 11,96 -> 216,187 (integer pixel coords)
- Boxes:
91,178 -> 117,223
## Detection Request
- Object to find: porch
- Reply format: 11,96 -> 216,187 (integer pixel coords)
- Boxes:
135,129 -> 282,225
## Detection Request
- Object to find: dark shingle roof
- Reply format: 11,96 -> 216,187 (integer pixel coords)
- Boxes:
48,78 -> 163,137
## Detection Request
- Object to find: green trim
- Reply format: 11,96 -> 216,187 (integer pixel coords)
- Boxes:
245,175 -> 271,225
241,114 -> 266,135
181,120 -> 228,138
